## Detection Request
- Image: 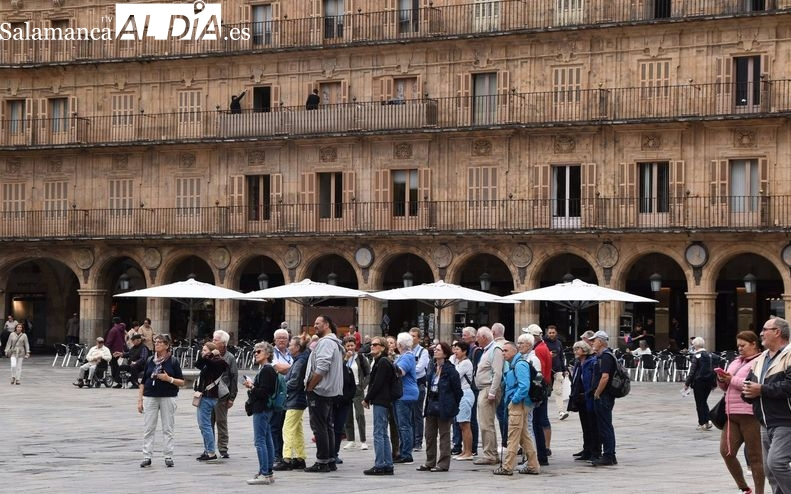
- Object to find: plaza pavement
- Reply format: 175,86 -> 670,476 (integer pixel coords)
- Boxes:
2,356 -> 743,494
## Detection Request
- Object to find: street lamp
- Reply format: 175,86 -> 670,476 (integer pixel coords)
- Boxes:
402,270 -> 414,288
327,271 -> 338,286
649,272 -> 662,293
744,273 -> 757,294
479,272 -> 491,291
119,273 -> 131,291
257,273 -> 269,290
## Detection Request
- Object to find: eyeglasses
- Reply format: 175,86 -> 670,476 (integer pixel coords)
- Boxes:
762,327 -> 779,332
371,343 -> 383,347
254,350 -> 264,354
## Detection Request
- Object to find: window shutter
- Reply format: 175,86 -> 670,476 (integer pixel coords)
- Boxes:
300,172 -> 316,204
533,163 -> 550,200
340,80 -> 349,104
456,73 -> 471,106
271,173 -> 283,203
618,162 -> 635,198
38,98 -> 48,143
710,159 -> 728,205
581,162 -> 596,200
670,160 -> 685,225
715,57 -> 732,113
0,100 -> 5,132
467,167 -> 479,202
272,2 -> 281,19
272,86 -> 281,108
239,4 -> 249,23
229,175 -> 244,209
380,78 -> 394,102
758,158 -> 768,195
419,167 -> 431,201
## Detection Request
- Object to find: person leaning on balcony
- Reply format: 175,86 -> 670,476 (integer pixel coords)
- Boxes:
306,88 -> 320,110
230,90 -> 246,114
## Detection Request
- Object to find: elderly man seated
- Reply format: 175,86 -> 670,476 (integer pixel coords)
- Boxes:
628,339 -> 652,358
73,337 -> 112,388
115,333 -> 150,388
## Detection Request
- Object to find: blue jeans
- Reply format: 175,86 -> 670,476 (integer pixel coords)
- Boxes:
594,394 -> 616,458
197,396 -> 218,454
531,398 -> 550,461
394,399 -> 415,460
253,410 -> 275,476
373,405 -> 393,468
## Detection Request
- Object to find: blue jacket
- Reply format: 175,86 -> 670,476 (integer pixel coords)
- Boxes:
505,355 -> 533,407
285,350 -> 309,410
423,360 -> 463,420
581,356 -> 598,411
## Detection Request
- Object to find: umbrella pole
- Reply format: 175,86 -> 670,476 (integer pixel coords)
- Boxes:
573,309 -> 579,343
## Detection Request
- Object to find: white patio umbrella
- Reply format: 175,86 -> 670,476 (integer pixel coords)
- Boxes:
236,278 -> 374,332
114,278 -> 256,341
371,280 -> 518,339
504,278 -> 658,341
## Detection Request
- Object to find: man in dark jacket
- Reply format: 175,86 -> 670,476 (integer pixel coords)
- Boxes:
106,317 -> 127,388
118,333 -> 149,387
743,317 -> 791,493
211,330 -> 238,459
362,336 -> 396,476
545,325 -> 569,421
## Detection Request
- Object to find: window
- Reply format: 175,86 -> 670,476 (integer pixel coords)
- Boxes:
553,67 -> 581,104
555,0 -> 583,25
109,179 -> 133,216
252,86 -> 272,113
251,4 -> 272,45
319,81 -> 343,105
638,162 -> 669,213
111,94 -> 135,127
324,0 -> 344,39
734,56 -> 761,109
398,0 -> 419,34
473,0 -> 500,32
745,0 -> 766,12
652,0 -> 671,19
552,165 -> 581,218
473,72 -> 497,125
178,90 -> 202,124
394,77 -> 419,102
392,169 -> 418,216
50,20 -> 70,56
318,172 -> 343,219
44,181 -> 69,218
730,159 -> 760,212
49,98 -> 69,134
467,166 -> 498,202
1,183 -> 25,219
7,100 -> 26,135
176,177 -> 201,215
639,61 -> 671,99
247,175 -> 272,221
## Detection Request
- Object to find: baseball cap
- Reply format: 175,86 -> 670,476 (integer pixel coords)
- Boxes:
131,333 -> 142,340
592,330 -> 609,341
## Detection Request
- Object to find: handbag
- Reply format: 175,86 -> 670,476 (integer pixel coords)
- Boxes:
710,395 -> 727,430
192,391 -> 203,407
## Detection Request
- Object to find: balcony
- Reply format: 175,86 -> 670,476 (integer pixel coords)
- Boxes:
1,81 -> 789,149
1,0 -> 789,66
0,195 -> 787,241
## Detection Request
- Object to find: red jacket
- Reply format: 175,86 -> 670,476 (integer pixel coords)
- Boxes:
534,341 -> 553,385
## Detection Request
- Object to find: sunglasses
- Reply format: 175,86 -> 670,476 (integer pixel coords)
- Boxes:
254,350 -> 264,354
371,343 -> 383,347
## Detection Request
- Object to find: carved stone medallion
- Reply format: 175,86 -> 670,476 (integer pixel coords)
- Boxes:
432,245 -> 453,269
596,243 -> 619,269
74,248 -> 94,270
511,244 -> 533,268
283,246 -> 302,269
142,248 -> 162,270
210,247 -> 231,270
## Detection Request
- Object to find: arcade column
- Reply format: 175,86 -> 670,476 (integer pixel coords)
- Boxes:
77,288 -> 107,342
215,299 -> 239,344
686,292 -> 717,347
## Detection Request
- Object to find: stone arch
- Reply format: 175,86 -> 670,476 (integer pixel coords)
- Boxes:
231,252 -> 287,342
93,253 -> 147,333
364,246 -> 435,290
375,251 -> 434,336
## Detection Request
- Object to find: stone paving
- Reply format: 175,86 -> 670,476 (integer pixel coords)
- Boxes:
2,356 -> 746,493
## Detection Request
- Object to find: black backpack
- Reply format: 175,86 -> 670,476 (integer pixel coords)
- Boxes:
604,351 -> 631,398
390,359 -> 404,401
519,359 -> 549,406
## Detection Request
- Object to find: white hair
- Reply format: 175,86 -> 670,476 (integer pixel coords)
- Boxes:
692,337 -> 705,349
461,326 -> 477,338
213,330 -> 230,344
477,327 -> 493,344
491,322 -> 505,338
517,332 -> 534,349
274,328 -> 290,339
396,332 -> 413,351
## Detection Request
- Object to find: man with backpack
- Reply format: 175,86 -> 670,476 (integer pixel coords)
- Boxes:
303,315 -> 345,472
590,330 -> 618,467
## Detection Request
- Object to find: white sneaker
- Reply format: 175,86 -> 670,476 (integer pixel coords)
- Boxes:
558,412 -> 569,421
705,421 -> 713,430
246,474 -> 272,485
696,424 -> 706,431
359,442 -> 369,450
343,441 -> 357,450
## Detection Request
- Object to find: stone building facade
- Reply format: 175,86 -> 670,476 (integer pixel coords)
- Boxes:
1,0 -> 790,349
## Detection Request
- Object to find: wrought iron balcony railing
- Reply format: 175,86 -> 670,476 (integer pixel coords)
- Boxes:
1,195 -> 787,240
1,0 -> 789,65
2,81 -> 790,149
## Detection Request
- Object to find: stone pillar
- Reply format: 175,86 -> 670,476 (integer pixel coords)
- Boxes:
149,298 -> 169,336
686,292 -> 717,347
77,289 -> 107,342
514,300 -> 540,332
357,297 -> 379,339
782,294 -> 791,321
215,299 -> 239,344
284,300 -> 305,334
598,301 -> 622,338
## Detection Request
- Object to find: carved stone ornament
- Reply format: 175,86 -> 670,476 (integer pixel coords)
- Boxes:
210,247 -> 231,270
283,246 -> 302,269
48,159 -> 63,173
733,129 -> 756,148
553,135 -> 576,154
6,159 -> 22,174
319,147 -> 337,163
112,155 -> 128,170
248,150 -> 266,164
393,143 -> 413,159
11,0 -> 22,11
511,244 -> 533,268
74,248 -> 94,270
180,153 -> 196,168
596,243 -> 619,269
641,134 -> 662,150
52,0 -> 64,7
432,245 -> 453,268
472,139 -> 492,156
142,248 -> 162,270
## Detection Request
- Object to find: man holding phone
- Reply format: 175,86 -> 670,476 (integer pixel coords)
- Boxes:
743,317 -> 791,493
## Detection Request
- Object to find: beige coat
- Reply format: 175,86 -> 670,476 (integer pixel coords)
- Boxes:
5,331 -> 30,357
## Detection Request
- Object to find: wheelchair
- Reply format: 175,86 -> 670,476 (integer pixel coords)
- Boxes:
75,360 -> 114,388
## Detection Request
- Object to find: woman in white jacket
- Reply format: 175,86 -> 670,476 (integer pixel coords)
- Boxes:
6,323 -> 30,385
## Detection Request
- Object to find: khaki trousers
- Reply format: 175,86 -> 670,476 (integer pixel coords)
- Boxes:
503,402 -> 539,472
477,384 -> 502,462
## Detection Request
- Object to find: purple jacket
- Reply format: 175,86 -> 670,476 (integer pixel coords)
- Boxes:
106,323 -> 126,354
